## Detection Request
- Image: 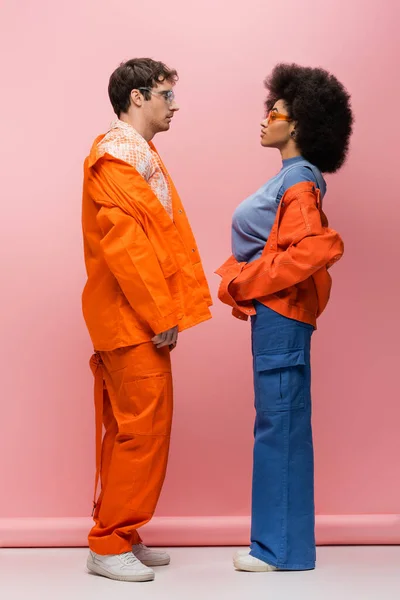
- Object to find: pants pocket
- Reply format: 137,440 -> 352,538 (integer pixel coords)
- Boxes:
254,349 -> 306,413
119,373 -> 173,436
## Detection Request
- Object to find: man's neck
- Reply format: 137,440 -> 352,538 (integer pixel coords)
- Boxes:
119,113 -> 154,142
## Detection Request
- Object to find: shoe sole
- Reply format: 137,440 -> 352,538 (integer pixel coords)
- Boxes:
87,558 -> 155,582
140,557 -> 171,567
233,558 -> 277,572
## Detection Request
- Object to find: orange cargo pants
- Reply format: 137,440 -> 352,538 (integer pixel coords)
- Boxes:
88,342 -> 173,555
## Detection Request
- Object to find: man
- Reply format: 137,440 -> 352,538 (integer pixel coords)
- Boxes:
81,58 -> 212,582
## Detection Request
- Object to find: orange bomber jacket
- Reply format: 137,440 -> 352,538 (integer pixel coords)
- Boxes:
82,137 -> 212,351
215,181 -> 344,328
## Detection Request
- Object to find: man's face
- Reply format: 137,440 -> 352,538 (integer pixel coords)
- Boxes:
141,80 -> 180,134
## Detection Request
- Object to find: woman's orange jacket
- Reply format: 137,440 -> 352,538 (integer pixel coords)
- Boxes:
216,181 -> 343,328
82,137 -> 212,351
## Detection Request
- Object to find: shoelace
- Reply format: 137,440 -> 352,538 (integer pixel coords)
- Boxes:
119,552 -> 141,565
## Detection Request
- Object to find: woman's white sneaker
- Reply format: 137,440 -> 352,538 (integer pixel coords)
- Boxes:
87,550 -> 155,581
233,551 -> 277,572
132,543 -> 170,566
234,548 -> 251,558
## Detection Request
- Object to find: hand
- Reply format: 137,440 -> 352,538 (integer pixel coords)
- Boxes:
152,326 -> 178,349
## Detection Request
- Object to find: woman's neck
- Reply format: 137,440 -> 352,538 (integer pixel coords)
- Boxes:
280,147 -> 302,161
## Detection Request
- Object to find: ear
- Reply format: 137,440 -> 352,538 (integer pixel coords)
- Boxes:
130,89 -> 144,108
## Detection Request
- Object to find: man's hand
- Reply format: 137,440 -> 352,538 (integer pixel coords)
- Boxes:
152,326 -> 178,349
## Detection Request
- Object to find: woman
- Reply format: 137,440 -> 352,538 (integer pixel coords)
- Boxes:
216,63 -> 353,572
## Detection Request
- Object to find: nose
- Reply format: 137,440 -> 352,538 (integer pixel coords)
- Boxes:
261,118 -> 268,127
171,100 -> 180,111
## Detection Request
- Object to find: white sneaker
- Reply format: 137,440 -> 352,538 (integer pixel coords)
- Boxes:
234,548 -> 251,558
132,543 -> 171,566
87,550 -> 155,582
233,551 -> 277,572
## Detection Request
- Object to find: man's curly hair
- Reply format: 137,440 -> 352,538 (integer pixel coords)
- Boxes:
108,58 -> 178,117
265,63 -> 353,173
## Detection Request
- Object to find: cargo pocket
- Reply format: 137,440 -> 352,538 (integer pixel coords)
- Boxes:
254,349 -> 306,413
120,373 -> 173,436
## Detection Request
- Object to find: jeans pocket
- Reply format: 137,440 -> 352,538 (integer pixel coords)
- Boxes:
254,349 -> 306,413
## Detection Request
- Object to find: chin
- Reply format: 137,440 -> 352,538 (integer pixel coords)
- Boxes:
261,138 -> 275,148
158,122 -> 170,133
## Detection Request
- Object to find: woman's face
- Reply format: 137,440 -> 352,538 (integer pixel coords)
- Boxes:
260,99 -> 296,149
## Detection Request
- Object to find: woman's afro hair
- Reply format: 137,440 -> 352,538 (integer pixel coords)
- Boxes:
265,63 -> 354,173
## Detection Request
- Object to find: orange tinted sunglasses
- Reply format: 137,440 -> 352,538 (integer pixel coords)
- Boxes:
267,111 -> 292,124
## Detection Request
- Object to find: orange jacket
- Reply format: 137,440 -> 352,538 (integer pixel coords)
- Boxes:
216,181 -> 343,327
82,137 -> 212,351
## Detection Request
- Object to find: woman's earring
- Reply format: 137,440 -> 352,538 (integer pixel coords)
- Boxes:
291,130 -> 297,139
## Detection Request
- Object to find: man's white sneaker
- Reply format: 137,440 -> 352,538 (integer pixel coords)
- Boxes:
233,551 -> 277,572
132,543 -> 171,566
87,550 -> 155,582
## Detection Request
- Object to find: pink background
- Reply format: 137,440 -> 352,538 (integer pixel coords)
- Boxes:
1,0 -> 399,541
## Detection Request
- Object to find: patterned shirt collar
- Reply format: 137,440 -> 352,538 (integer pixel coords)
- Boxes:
110,119 -> 149,145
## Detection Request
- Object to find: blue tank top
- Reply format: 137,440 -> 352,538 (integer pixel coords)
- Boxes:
231,156 -> 326,263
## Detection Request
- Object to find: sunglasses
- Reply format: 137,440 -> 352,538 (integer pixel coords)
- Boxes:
266,110 -> 292,124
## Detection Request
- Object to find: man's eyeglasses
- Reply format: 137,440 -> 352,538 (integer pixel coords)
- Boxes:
138,87 -> 176,104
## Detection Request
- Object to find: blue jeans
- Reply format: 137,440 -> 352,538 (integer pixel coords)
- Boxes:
250,302 -> 315,570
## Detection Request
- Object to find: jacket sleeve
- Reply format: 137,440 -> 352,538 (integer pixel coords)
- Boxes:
97,205 -> 181,335
227,188 -> 344,303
